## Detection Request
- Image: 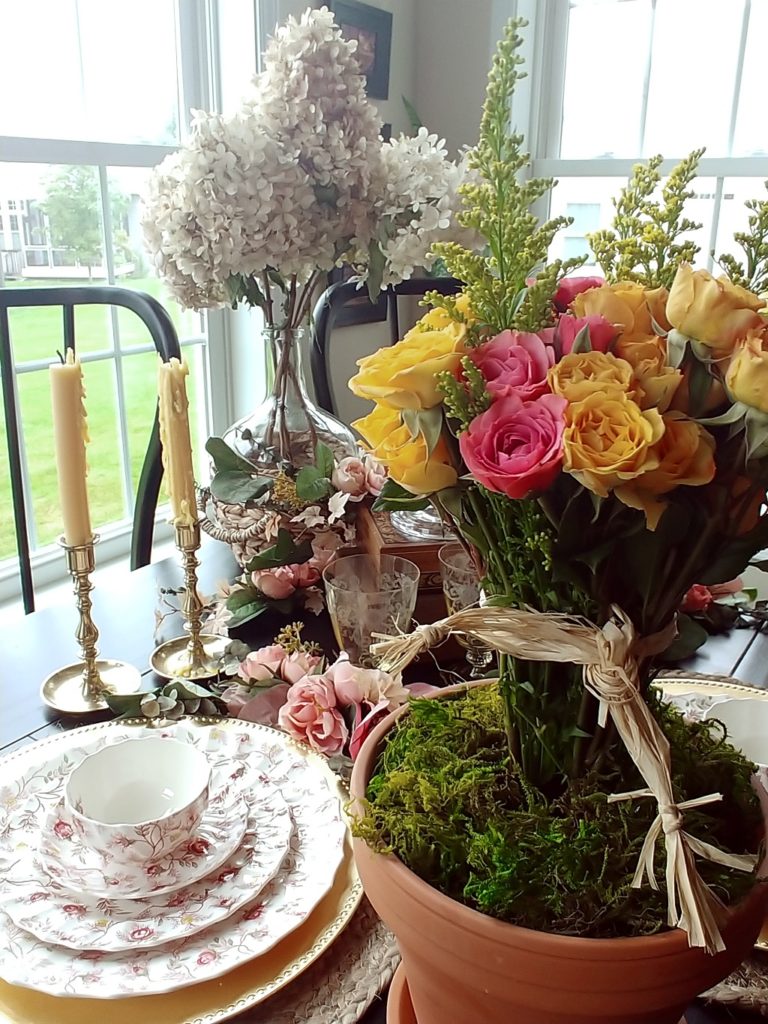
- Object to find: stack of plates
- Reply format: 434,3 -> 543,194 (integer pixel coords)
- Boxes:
0,718 -> 362,1023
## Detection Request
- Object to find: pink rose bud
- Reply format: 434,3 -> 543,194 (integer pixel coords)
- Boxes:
681,584 -> 714,613
553,276 -> 605,313
556,314 -> 618,355
332,456 -> 368,498
364,456 -> 387,497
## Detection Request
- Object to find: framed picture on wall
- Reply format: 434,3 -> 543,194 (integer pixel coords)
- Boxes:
331,0 -> 393,99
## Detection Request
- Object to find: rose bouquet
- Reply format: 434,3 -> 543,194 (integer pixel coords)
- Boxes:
348,17 -> 768,965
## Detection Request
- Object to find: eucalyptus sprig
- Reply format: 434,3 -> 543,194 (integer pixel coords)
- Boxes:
717,180 -> 768,294
431,18 -> 583,335
588,150 -> 704,289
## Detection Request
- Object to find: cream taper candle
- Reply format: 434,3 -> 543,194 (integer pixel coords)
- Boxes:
50,349 -> 93,547
157,356 -> 197,527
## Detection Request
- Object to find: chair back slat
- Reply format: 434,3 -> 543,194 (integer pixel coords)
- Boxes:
0,285 -> 182,613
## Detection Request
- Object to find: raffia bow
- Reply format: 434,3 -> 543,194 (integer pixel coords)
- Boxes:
372,605 -> 757,954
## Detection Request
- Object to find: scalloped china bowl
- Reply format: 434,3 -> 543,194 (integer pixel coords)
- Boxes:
703,698 -> 768,766
64,736 -> 211,862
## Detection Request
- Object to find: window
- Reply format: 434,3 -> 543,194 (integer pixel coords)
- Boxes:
0,0 -> 267,602
525,0 -> 768,272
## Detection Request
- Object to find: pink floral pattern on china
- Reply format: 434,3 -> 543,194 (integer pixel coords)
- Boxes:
36,766 -> 246,900
69,797 -> 205,864
5,784 -> 291,951
0,721 -> 350,998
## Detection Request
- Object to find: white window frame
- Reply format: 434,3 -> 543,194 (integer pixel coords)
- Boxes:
0,0 -> 268,605
516,0 -> 768,265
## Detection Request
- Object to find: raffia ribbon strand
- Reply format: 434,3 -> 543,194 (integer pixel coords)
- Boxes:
372,605 -> 757,954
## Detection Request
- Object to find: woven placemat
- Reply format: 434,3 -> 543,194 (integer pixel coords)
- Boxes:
233,898 -> 399,1024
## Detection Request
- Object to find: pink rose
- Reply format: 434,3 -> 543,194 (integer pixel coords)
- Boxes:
197,950 -> 217,966
281,650 -> 323,683
459,393 -> 566,499
53,819 -> 73,840
63,904 -> 87,916
293,562 -> 320,588
129,926 -> 154,942
470,330 -> 555,401
681,584 -> 714,613
244,903 -> 265,920
332,456 -> 368,498
236,644 -> 287,683
251,566 -> 297,600
185,837 -> 210,857
278,676 -> 348,756
556,314 -> 617,355
553,276 -> 605,313
326,655 -> 409,710
364,456 -> 387,496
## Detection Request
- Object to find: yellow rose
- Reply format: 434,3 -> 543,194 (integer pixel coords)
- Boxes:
572,282 -> 670,343
349,325 -> 465,411
666,264 -> 765,354
417,293 -> 475,332
615,414 -> 715,529
614,335 -> 681,412
548,351 -> 635,402
563,390 -> 665,497
352,404 -> 458,494
726,328 -> 768,412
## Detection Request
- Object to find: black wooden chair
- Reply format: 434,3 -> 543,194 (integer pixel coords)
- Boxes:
0,286 -> 182,613
309,277 -> 463,416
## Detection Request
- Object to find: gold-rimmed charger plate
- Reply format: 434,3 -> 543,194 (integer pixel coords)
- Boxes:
657,674 -> 768,953
0,717 -> 363,1024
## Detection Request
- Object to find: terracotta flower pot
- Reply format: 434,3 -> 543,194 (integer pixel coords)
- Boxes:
351,694 -> 768,1024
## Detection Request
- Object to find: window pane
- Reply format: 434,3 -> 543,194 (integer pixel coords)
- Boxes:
0,0 -> 180,144
561,1 -> 652,158
643,1 -> 744,158
548,177 -> 628,272
714,178 -> 767,277
732,6 -> 768,157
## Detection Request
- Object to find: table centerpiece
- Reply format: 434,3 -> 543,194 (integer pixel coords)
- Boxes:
142,6 -> 473,618
346,17 -> 768,1024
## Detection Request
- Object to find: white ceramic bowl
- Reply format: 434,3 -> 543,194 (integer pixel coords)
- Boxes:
703,698 -> 768,766
65,737 -> 211,862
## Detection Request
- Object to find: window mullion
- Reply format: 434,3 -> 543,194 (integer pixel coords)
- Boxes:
8,365 -> 39,551
637,0 -> 657,157
706,178 -> 725,273
727,0 -> 751,157
98,165 -> 133,516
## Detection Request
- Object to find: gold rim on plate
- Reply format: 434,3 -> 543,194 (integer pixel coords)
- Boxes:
0,717 -> 363,1024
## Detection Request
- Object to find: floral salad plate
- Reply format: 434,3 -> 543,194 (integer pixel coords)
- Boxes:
5,782 -> 291,951
0,721 -> 348,998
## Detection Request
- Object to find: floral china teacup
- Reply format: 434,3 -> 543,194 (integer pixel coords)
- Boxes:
64,736 -> 211,863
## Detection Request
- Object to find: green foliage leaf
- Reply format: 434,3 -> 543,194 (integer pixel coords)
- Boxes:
372,477 -> 430,511
315,441 -> 335,480
210,470 -> 271,505
165,680 -> 212,700
366,240 -> 386,302
699,516 -> 768,585
205,437 -> 258,475
570,324 -> 592,354
245,528 -> 313,571
402,95 -> 423,133
402,407 -> 444,457
659,613 -> 708,662
227,600 -> 268,627
295,466 -> 332,502
665,329 -> 688,369
686,356 -> 714,418
105,693 -> 147,716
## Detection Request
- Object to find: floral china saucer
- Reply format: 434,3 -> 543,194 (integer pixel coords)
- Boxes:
6,783 -> 292,951
37,785 -> 248,901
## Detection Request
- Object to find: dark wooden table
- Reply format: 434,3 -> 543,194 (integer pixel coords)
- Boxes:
2,540 -> 767,1024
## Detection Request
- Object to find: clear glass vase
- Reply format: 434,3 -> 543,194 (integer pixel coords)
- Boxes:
222,327 -> 357,471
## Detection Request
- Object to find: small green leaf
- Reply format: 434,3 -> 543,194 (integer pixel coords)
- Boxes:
697,402 -> 748,427
402,408 -> 420,441
659,614 -> 708,663
570,324 -> 592,354
366,240 -> 386,302
227,588 -> 261,611
245,528 -> 313,571
105,693 -> 149,715
167,680 -> 213,700
416,407 -> 444,458
228,600 -> 268,627
401,95 -> 423,133
295,466 -> 332,502
314,441 -> 335,480
205,437 -> 258,475
210,470 -> 271,505
686,357 -> 714,418
665,329 -> 688,369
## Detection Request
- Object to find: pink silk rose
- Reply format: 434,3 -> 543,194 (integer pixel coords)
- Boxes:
278,676 -> 348,756
332,456 -> 369,499
459,393 -> 567,499
556,314 -> 617,355
363,456 -> 387,497
553,276 -> 605,313
681,584 -> 714,613
237,644 -> 287,683
251,566 -> 297,600
281,649 -> 323,683
470,329 -> 555,401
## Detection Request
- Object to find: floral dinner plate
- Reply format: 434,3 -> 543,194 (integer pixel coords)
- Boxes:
0,720 -> 348,998
5,782 -> 291,951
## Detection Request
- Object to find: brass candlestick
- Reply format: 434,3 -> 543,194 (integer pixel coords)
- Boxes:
150,520 -> 229,680
40,536 -> 142,713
